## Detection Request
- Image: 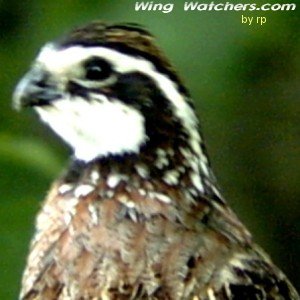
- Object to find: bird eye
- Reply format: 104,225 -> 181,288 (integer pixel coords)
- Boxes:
84,57 -> 112,81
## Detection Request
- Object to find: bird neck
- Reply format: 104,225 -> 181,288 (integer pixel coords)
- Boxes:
57,139 -> 251,245
61,134 -> 224,207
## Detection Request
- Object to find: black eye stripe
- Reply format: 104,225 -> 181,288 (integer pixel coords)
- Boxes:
84,57 -> 112,81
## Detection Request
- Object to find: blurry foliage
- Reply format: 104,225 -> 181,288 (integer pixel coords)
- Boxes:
0,0 -> 299,298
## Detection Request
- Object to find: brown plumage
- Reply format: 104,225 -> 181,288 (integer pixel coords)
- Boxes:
13,21 -> 299,300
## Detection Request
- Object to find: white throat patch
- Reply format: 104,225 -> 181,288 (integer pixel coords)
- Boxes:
35,94 -> 147,161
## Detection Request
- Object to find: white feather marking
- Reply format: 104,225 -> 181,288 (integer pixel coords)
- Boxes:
138,189 -> 147,196
107,174 -> 122,188
148,192 -> 172,203
64,212 -> 72,226
155,157 -> 169,169
179,147 -> 193,160
74,184 -> 94,197
118,195 -> 136,208
88,204 -> 99,225
229,254 -> 248,269
126,201 -> 135,209
128,208 -> 138,222
155,148 -> 169,169
90,170 -> 100,183
58,183 -> 73,194
106,190 -> 114,198
207,288 -> 216,300
59,197 -> 79,226
211,185 -> 222,199
135,164 -> 149,178
200,160 -> 209,176
218,267 -> 237,284
163,169 -> 180,185
178,166 -> 186,173
190,173 -> 204,193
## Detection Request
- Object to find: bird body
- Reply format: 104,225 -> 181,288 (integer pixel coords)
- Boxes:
13,22 -> 299,299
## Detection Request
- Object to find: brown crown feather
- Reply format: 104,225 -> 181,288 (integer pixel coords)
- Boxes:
58,21 -> 187,94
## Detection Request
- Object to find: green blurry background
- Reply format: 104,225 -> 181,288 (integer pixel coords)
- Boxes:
0,0 -> 299,298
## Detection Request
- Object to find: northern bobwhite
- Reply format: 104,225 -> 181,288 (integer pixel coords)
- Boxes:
13,21 -> 299,300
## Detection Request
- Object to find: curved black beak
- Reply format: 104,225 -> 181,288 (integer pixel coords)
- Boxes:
13,69 -> 61,111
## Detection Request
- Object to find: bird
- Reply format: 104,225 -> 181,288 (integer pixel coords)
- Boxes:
13,21 -> 299,300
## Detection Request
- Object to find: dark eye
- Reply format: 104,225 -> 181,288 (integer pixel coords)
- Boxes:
84,57 -> 112,81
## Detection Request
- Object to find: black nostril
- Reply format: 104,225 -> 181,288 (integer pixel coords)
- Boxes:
35,79 -> 48,88
32,70 -> 52,88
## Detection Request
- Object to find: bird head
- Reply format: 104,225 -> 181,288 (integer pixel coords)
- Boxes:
13,22 -> 202,162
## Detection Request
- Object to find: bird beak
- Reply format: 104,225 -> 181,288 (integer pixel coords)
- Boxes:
13,69 -> 61,111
